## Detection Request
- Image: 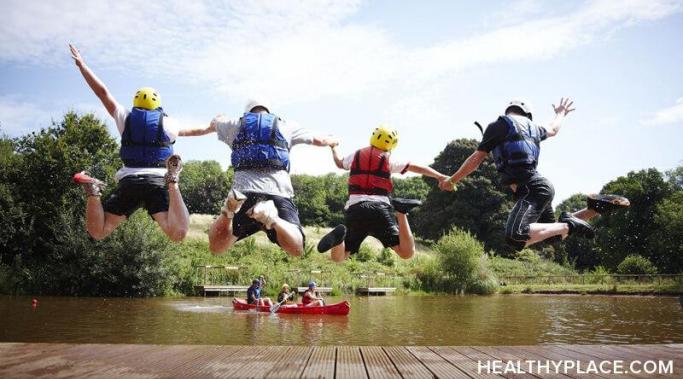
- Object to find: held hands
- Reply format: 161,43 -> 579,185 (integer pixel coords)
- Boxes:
69,44 -> 84,67
553,97 -> 575,116
438,176 -> 457,192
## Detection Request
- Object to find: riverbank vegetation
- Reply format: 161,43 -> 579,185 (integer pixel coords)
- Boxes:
1,113 -> 681,297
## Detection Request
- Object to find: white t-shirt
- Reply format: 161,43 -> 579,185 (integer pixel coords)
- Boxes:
112,103 -> 181,181
214,115 -> 315,198
341,151 -> 410,209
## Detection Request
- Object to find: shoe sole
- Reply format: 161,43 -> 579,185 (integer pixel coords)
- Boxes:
72,173 -> 103,186
588,194 -> 630,208
317,225 -> 346,253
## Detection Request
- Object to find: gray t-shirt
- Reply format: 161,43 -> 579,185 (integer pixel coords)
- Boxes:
214,115 -> 315,198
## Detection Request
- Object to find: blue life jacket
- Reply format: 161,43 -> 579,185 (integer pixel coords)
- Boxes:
120,107 -> 173,168
491,115 -> 542,174
231,112 -> 290,171
247,285 -> 260,304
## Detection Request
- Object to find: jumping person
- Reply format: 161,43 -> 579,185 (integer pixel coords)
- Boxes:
68,44 -> 190,241
178,100 -> 338,256
317,126 -> 449,262
247,279 -> 272,307
301,282 -> 324,307
438,98 -> 630,250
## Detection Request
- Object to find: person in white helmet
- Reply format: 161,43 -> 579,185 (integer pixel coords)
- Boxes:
439,98 -> 630,250
180,100 -> 338,256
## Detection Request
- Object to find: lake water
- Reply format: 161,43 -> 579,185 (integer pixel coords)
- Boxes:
1,295 -> 681,346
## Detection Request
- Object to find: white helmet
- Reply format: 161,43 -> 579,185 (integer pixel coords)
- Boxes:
505,98 -> 534,120
244,99 -> 270,113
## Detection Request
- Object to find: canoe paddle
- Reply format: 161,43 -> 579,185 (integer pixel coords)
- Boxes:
270,291 -> 294,314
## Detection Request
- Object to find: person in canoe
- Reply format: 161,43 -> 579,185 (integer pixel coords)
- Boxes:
247,278 -> 272,307
68,44 -> 190,242
302,281 -> 324,307
277,284 -> 296,307
176,100 -> 338,257
438,98 -> 630,250
317,125 -> 449,262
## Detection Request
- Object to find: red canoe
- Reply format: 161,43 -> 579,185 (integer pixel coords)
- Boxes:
232,298 -> 350,315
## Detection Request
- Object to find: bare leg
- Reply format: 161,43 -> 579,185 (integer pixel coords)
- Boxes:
208,214 -> 239,255
273,219 -> 304,256
573,208 -> 599,221
152,183 -> 189,242
391,212 -> 415,259
330,242 -> 349,262
525,222 -> 569,247
85,196 -> 125,240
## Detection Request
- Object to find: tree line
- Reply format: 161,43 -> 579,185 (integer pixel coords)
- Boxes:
1,113 -> 681,296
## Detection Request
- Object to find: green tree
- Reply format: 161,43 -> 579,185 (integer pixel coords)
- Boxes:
413,139 -> 513,255
651,191 -> 683,272
593,169 -> 676,270
617,255 -> 657,275
179,161 -> 232,214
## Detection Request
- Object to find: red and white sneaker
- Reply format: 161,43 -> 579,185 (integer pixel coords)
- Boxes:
72,171 -> 105,197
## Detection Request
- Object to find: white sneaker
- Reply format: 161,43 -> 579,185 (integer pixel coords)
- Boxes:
221,189 -> 247,218
247,200 -> 279,229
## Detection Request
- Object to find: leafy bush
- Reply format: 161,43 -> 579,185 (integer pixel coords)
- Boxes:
431,228 -> 498,294
617,255 -> 658,275
587,266 -> 611,284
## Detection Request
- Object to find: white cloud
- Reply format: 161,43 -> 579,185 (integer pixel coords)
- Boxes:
642,97 -> 683,126
0,96 -> 54,135
1,0 -> 680,107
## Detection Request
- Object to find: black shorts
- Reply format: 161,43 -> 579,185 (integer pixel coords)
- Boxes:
344,201 -> 400,254
505,175 -> 556,250
103,175 -> 169,217
233,192 -> 304,246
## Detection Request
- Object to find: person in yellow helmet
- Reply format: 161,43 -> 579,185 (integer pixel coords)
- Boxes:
68,44 -> 197,242
317,126 -> 449,262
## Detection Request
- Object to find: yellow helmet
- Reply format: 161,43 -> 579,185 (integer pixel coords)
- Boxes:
133,87 -> 161,110
370,125 -> 399,151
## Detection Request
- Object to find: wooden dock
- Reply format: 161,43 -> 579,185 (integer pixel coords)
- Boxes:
0,343 -> 679,378
194,285 -> 249,296
357,287 -> 396,295
296,287 -> 333,295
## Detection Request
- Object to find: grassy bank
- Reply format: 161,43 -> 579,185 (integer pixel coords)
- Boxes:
500,283 -> 683,295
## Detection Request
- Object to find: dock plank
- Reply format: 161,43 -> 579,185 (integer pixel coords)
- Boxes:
360,346 -> 402,379
301,346 -> 336,379
336,346 -> 368,379
382,346 -> 434,379
408,346 -> 469,379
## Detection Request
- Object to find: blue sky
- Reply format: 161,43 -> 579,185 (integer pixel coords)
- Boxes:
1,0 -> 682,204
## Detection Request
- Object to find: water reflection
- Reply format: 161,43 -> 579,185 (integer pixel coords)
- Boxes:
1,295 -> 681,345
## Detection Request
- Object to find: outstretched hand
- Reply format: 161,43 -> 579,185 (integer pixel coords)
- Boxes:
69,44 -> 84,67
439,177 -> 457,192
553,97 -> 575,116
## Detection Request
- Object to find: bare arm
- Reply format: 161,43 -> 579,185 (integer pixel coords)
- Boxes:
312,135 -> 338,147
439,150 -> 488,191
178,120 -> 217,137
405,163 -> 448,181
330,145 -> 344,169
545,97 -> 575,138
69,44 -> 118,118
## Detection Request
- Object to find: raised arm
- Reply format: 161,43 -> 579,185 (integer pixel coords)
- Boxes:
177,119 -> 217,137
69,44 -> 118,118
312,135 -> 338,147
330,145 -> 344,169
439,150 -> 488,191
405,163 -> 448,181
545,97 -> 575,138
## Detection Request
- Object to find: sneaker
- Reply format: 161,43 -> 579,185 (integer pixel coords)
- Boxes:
221,189 -> 247,218
391,198 -> 422,214
247,200 -> 279,229
559,211 -> 595,239
164,154 -> 183,184
317,225 -> 347,253
72,171 -> 105,197
587,194 -> 630,215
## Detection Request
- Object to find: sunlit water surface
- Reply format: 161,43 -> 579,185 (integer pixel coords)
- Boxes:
1,295 -> 681,345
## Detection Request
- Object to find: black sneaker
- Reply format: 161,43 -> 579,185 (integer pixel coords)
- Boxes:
560,211 -> 595,239
392,198 -> 422,214
317,225 -> 347,253
587,194 -> 630,215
